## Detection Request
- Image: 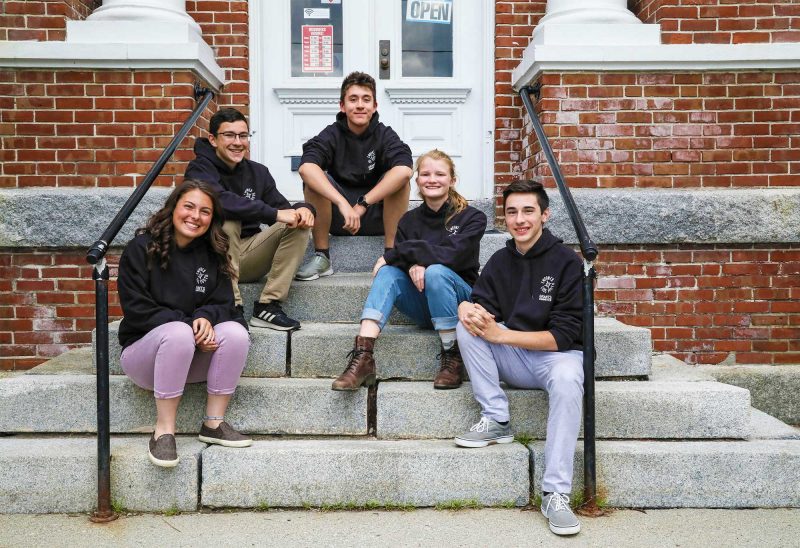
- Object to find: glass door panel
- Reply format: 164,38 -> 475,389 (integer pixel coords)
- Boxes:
401,0 -> 453,77
290,0 -> 344,77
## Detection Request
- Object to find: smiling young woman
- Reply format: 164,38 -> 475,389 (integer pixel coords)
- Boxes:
116,179 -> 252,468
331,149 -> 487,392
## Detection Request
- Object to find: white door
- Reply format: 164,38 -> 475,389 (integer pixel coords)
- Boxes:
250,0 -> 493,201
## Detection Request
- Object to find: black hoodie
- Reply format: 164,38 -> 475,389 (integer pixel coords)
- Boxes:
185,138 -> 315,238
471,228 -> 583,351
117,233 -> 246,348
383,203 -> 487,286
300,112 -> 412,189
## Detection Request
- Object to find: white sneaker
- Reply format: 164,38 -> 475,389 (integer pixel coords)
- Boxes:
541,492 -> 581,536
454,417 -> 513,448
295,252 -> 333,281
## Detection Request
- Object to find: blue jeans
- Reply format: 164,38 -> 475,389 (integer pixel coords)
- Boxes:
361,264 -> 473,331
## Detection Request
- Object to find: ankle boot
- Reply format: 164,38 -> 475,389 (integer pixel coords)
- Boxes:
332,335 -> 377,391
433,341 -> 464,389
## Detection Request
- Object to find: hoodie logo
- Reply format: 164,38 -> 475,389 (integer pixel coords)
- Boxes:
243,188 -> 256,200
538,275 -> 555,302
196,267 -> 208,294
367,150 -> 376,172
447,225 -> 460,236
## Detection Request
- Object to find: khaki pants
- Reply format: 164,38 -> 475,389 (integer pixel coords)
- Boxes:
223,220 -> 310,306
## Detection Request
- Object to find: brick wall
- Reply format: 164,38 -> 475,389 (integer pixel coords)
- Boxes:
595,245 -> 800,365
0,70 -> 214,188
187,0 -> 249,110
631,0 -> 800,44
523,71 -> 800,189
0,2 -> 248,190
0,2 -> 249,369
0,250 -> 121,371
494,1 -> 547,214
0,0 -> 99,41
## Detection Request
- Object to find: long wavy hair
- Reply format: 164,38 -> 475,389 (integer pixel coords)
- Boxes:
414,149 -> 468,226
136,179 -> 232,278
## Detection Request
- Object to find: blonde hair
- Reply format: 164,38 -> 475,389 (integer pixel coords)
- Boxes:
414,149 -> 468,226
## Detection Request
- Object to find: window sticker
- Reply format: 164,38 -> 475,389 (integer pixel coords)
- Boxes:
304,8 -> 330,19
405,0 -> 452,24
302,25 -> 334,73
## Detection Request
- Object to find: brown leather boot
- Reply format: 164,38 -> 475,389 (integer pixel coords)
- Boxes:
433,341 -> 464,389
332,335 -> 377,391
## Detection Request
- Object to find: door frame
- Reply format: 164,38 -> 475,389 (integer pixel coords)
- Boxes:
248,0 -> 495,200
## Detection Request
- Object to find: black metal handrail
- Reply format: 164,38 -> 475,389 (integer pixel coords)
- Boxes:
86,84 -> 215,523
518,85 -> 599,509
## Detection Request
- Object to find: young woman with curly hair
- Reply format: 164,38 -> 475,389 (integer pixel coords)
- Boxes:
117,179 -> 252,468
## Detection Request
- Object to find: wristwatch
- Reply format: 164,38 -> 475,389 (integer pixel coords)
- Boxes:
356,195 -> 370,209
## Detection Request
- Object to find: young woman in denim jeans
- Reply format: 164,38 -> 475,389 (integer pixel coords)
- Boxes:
331,149 -> 487,391
117,179 -> 252,468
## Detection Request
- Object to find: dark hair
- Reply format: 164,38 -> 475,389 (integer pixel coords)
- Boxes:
339,71 -> 376,103
136,179 -> 232,277
502,179 -> 549,212
210,108 -> 248,136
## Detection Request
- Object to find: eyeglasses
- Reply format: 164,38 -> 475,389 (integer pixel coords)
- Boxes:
216,131 -> 252,141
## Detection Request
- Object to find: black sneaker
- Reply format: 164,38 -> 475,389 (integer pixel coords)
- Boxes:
249,301 -> 300,331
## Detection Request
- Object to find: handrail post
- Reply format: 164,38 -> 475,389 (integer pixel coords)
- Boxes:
89,258 -> 118,523
86,84 -> 214,523
582,260 -> 597,507
518,86 -> 599,510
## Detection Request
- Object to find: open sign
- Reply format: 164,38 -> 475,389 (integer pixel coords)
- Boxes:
406,0 -> 453,24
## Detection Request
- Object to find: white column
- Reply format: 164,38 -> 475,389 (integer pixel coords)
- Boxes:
538,0 -> 641,26
533,0 -> 660,46
61,0 -> 223,88
86,0 -> 201,34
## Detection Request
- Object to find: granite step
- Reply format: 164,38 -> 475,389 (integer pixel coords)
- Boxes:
0,374 -> 748,439
3,432 -> 797,513
376,380 -> 751,440
299,229 -> 509,273
290,319 -> 651,379
532,438 -> 800,508
99,316 -> 652,380
0,436 -> 203,514
201,439 -> 529,509
0,376 -> 367,436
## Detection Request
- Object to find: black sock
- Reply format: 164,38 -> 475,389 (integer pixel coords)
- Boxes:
384,247 -> 393,253
497,420 -> 508,425
315,248 -> 330,259
543,491 -> 552,497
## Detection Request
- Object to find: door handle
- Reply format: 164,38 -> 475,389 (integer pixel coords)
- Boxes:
379,40 -> 390,79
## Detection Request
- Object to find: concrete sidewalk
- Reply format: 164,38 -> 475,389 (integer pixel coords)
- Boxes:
1,508 -> 798,547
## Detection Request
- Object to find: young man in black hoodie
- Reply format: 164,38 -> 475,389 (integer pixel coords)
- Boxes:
455,180 -> 584,537
295,71 -> 413,280
185,108 -> 315,331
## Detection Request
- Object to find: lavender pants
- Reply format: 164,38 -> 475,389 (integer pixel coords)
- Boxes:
120,321 -> 249,399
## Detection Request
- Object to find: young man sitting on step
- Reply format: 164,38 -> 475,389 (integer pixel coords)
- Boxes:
185,108 -> 314,331
295,71 -> 413,280
455,180 -> 585,537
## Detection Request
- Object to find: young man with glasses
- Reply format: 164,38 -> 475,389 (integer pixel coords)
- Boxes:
295,71 -> 413,280
185,108 -> 315,331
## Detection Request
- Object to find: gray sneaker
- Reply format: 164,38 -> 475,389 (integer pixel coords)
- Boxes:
295,252 -> 333,281
454,417 -> 513,448
541,493 -> 581,536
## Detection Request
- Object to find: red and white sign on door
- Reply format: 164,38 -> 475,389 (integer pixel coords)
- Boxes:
302,25 -> 333,73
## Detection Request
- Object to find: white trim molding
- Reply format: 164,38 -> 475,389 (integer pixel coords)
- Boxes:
384,87 -> 471,104
513,43 -> 800,90
0,4 -> 224,90
273,88 -> 341,104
